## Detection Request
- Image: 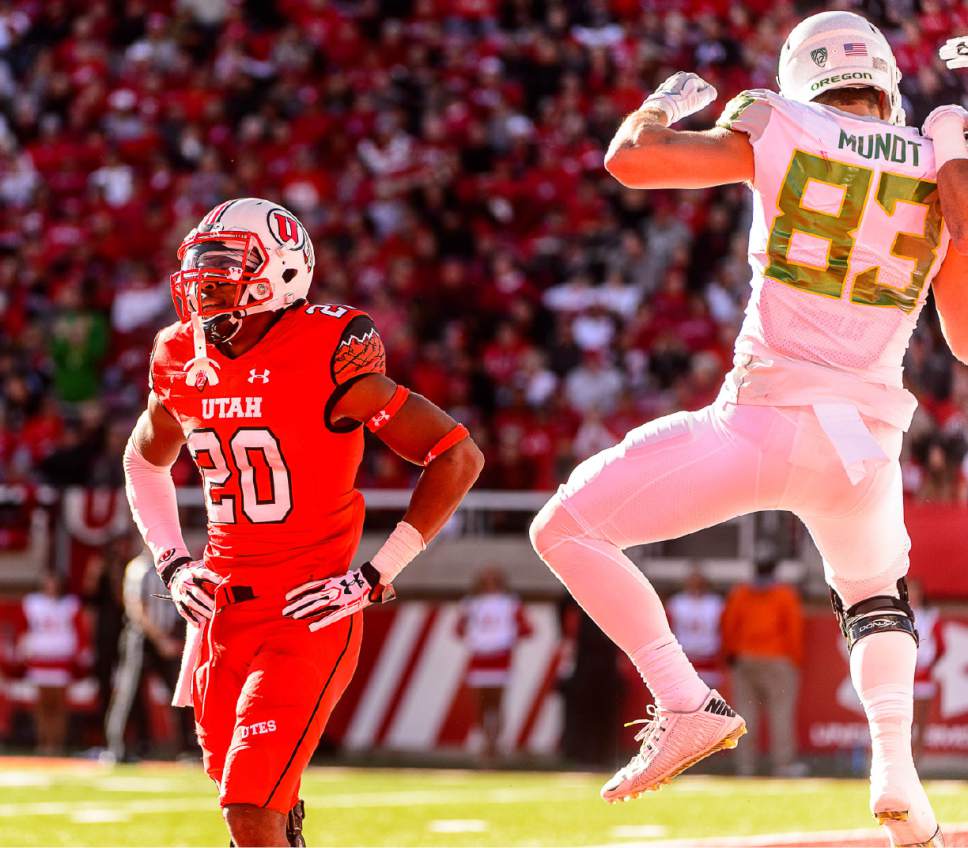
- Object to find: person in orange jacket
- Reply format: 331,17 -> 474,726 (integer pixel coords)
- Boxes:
721,558 -> 805,777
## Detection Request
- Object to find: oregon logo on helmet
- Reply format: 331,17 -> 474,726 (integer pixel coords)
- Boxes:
267,208 -> 305,249
810,71 -> 873,91
810,47 -> 828,67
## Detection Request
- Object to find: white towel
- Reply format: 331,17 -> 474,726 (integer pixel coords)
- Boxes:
813,402 -> 889,486
172,621 -> 202,708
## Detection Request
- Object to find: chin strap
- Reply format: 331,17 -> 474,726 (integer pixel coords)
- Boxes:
183,311 -> 221,388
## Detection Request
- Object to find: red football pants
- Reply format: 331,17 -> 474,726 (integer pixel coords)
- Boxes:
192,587 -> 361,814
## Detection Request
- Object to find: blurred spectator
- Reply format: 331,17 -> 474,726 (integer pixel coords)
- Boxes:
564,351 -> 624,415
455,567 -> 532,761
914,438 -> 966,504
667,567 -> 724,690
49,284 -> 108,404
105,553 -> 195,761
16,572 -> 86,755
721,559 -> 805,777
909,578 -> 944,764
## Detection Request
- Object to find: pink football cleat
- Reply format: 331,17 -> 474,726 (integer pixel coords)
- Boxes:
601,689 -> 746,803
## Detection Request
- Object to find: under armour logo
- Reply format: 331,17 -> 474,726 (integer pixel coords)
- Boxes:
340,574 -> 366,594
370,411 -> 390,428
248,369 -> 270,384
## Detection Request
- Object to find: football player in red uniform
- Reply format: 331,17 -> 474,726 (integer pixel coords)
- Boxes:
123,198 -> 483,846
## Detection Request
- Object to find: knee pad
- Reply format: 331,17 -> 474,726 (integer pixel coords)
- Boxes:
830,577 -> 918,653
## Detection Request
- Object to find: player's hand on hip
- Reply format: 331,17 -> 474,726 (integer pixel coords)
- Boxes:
642,71 -> 718,125
282,562 -> 395,632
923,104 -> 968,139
939,36 -> 968,70
169,560 -> 221,624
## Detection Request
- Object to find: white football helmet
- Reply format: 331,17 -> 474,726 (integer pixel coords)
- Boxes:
170,197 -> 315,332
778,11 -> 904,126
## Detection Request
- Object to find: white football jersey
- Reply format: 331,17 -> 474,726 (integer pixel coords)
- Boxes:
717,90 -> 950,430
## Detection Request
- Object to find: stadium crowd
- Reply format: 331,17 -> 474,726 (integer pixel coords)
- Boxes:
1,0 -> 968,503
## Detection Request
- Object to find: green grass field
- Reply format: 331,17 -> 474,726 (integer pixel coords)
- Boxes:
0,759 -> 966,847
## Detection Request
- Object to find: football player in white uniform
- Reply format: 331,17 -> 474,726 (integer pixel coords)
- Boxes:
531,11 -> 968,847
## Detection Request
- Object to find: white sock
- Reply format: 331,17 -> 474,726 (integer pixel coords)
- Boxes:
851,631 -> 937,838
851,631 -> 916,775
631,636 -> 710,712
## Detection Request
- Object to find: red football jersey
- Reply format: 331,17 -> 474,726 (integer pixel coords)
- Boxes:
149,302 -> 387,584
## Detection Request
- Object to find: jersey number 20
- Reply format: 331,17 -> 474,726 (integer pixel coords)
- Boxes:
187,427 -> 292,524
766,149 -> 943,313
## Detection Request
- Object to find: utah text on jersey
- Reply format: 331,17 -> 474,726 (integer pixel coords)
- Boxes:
201,397 -> 264,420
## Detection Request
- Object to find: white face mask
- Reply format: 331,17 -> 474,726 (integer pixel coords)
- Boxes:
176,236 -> 269,320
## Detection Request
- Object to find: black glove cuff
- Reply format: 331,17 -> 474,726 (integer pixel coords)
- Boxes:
159,556 -> 192,589
361,561 -> 395,604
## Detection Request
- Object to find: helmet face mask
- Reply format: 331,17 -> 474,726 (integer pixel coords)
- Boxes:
777,11 -> 904,126
168,198 -> 315,336
170,230 -> 273,322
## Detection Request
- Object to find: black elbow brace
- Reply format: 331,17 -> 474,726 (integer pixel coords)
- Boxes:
830,577 -> 918,653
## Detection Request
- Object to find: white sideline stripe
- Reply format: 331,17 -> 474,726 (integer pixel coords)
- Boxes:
0,785 -> 590,818
0,772 -> 52,787
70,809 -> 132,823
528,690 -> 563,753
344,602 -> 426,750
610,825 -> 667,838
501,606 -> 558,752
386,604 -> 465,749
95,776 -> 182,792
428,819 -> 488,833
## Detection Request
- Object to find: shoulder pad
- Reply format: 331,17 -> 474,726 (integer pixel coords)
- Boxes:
330,312 -> 386,386
716,89 -> 779,142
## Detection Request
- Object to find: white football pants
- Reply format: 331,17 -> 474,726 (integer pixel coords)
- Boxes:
539,399 -> 908,608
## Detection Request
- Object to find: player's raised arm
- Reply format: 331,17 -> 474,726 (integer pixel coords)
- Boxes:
281,373 -> 484,632
123,391 -> 221,624
931,244 -> 968,364
930,38 -> 968,254
604,72 -> 754,190
923,103 -> 968,254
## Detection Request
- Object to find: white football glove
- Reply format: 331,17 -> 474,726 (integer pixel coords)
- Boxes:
922,104 -> 968,139
168,560 -> 221,624
282,562 -> 395,632
642,71 -> 718,125
939,36 -> 968,70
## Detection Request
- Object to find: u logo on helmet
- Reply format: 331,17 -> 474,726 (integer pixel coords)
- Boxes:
267,208 -> 305,249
